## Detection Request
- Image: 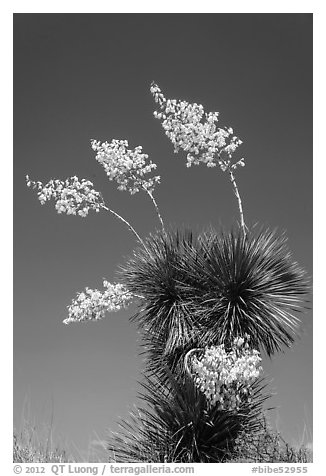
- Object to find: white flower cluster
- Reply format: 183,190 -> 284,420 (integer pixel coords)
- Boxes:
90,139 -> 160,194
26,175 -> 104,217
191,337 -> 263,411
63,281 -> 133,324
150,82 -> 245,171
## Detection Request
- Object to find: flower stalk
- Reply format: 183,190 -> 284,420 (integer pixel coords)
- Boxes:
228,170 -> 246,236
145,189 -> 166,233
150,82 -> 247,235
101,204 -> 146,248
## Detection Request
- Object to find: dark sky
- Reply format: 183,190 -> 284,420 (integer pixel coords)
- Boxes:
14,13 -> 313,458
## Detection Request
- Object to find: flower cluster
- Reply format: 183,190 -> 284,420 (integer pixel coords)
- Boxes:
191,337 -> 263,411
26,175 -> 104,217
91,139 -> 160,194
63,281 -> 134,324
150,82 -> 245,171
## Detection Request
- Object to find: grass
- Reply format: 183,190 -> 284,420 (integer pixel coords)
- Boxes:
230,417 -> 313,463
13,421 -> 111,463
13,424 -> 72,463
13,414 -> 312,463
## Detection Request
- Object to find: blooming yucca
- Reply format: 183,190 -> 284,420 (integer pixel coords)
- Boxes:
91,138 -> 164,231
26,175 -> 104,217
150,82 -> 244,171
63,281 -> 133,324
189,336 -> 263,411
91,139 -> 160,195
26,174 -> 147,245
25,81 -> 311,463
150,82 -> 246,233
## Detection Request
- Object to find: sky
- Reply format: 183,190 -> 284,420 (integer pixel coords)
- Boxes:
13,13 -> 313,459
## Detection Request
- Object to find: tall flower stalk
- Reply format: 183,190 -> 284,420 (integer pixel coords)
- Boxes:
228,169 -> 246,235
25,175 -> 146,247
144,188 -> 165,233
91,139 -> 165,233
150,82 -> 247,236
101,203 -> 145,246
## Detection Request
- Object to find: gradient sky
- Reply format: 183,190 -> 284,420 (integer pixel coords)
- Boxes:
14,13 -> 312,459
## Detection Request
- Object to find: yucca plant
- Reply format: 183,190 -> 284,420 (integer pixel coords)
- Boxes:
119,229 -> 201,379
107,368 -> 269,463
26,82 -> 311,462
112,220 -> 310,461
183,226 -> 310,356
121,225 -> 309,372
111,222 -> 309,462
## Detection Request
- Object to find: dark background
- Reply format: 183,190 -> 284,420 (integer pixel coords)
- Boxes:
14,14 -> 312,457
